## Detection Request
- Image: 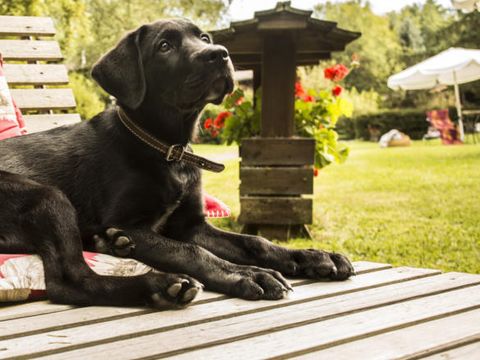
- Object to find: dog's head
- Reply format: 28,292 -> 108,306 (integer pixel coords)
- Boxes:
92,19 -> 234,112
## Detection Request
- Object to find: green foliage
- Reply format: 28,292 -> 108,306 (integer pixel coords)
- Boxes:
353,109 -> 431,140
69,72 -> 106,120
335,117 -> 356,140
294,88 -> 352,168
343,87 -> 381,117
84,0 -> 227,70
221,88 -> 261,145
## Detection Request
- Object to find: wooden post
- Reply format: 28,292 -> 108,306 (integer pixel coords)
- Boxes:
261,34 -> 296,137
253,66 -> 262,93
252,66 -> 261,108
239,138 -> 315,241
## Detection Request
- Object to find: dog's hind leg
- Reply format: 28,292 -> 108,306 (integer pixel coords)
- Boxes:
0,172 -> 201,308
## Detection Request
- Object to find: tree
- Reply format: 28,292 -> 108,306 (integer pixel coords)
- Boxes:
83,0 -> 227,69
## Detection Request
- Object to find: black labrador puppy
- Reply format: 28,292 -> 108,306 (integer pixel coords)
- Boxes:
0,19 -> 354,308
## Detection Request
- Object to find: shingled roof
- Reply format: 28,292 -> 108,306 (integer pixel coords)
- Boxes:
211,1 -> 361,68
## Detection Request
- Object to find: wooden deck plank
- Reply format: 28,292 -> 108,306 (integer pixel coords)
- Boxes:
419,340 -> 480,360
0,302 -> 73,322
293,310 -> 480,360
349,261 -> 391,274
0,267 -> 440,358
43,272 -> 478,360
0,261 -> 389,323
157,284 -> 480,360
0,265 -> 412,340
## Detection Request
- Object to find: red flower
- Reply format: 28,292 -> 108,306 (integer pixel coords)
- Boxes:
332,85 -> 343,97
313,168 -> 319,177
295,82 -> 315,102
218,111 -> 231,121
213,111 -> 231,129
295,81 -> 306,98
235,96 -> 244,106
210,129 -> 219,138
204,118 -> 213,129
324,64 -> 349,82
324,67 -> 336,81
213,117 -> 224,128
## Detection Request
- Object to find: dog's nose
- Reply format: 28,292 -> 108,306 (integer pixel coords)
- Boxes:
202,46 -> 230,64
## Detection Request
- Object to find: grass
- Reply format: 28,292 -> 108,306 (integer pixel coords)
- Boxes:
193,141 -> 480,274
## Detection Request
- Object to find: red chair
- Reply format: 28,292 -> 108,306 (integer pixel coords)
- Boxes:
426,109 -> 462,145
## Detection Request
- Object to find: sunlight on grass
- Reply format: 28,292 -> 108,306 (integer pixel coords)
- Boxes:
197,141 -> 480,273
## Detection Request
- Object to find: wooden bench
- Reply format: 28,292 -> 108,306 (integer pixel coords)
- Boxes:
0,15 -> 81,133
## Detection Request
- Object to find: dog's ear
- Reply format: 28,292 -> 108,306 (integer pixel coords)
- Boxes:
92,26 -> 146,110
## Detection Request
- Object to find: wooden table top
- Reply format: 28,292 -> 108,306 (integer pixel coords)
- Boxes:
0,261 -> 479,359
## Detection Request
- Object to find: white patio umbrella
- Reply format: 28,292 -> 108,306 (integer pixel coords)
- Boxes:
451,0 -> 480,12
387,47 -> 480,140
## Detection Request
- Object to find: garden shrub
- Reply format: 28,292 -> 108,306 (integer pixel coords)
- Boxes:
69,72 -> 106,120
336,117 -> 356,140
353,109 -> 430,140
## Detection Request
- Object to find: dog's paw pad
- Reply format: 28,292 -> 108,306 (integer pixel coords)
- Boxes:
149,274 -> 203,309
93,228 -> 135,257
182,287 -> 199,303
167,280 -> 188,297
233,267 -> 291,301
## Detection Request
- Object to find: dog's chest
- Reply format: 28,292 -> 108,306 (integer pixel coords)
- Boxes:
149,166 -> 195,232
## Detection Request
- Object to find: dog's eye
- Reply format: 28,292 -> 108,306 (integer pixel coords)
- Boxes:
159,41 -> 171,53
200,34 -> 211,43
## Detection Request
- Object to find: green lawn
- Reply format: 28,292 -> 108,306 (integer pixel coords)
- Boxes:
193,141 -> 480,274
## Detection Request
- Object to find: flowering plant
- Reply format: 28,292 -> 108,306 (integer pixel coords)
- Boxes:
198,109 -> 232,143
294,64 -> 353,169
220,63 -> 353,170
324,64 -> 349,82
221,89 -> 261,145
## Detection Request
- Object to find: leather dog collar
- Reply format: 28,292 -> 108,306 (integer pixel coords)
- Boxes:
117,107 -> 225,173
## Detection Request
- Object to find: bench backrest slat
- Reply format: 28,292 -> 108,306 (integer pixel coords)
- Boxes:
0,16 -> 56,37
3,64 -> 69,85
0,39 -> 63,61
0,15 -> 81,133
10,88 -> 77,111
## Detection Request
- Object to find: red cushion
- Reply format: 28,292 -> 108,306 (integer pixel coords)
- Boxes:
0,53 -> 26,140
204,193 -> 231,218
0,252 -> 152,302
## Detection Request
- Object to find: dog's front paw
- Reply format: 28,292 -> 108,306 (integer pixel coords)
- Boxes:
289,249 -> 355,281
93,227 -> 135,257
231,266 -> 292,300
147,272 -> 203,309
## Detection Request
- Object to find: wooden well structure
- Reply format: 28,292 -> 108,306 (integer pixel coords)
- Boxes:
212,2 -> 360,240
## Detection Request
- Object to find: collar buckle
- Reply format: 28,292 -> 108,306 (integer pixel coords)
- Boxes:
166,144 -> 186,162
